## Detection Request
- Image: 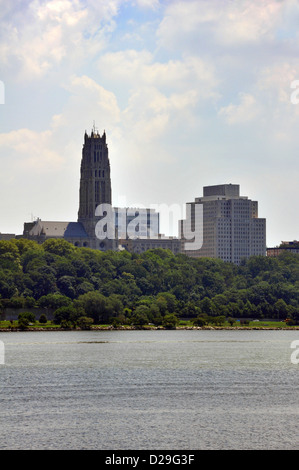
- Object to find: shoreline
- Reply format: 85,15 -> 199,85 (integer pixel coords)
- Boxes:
1,325 -> 299,332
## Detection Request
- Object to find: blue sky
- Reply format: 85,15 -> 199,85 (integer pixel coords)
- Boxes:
1,0 -> 299,247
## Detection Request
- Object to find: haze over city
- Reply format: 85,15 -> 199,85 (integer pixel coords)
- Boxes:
1,0 -> 299,247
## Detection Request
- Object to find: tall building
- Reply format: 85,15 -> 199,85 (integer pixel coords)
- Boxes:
78,129 -> 112,237
179,184 -> 266,264
22,128 -> 181,254
23,129 -> 117,250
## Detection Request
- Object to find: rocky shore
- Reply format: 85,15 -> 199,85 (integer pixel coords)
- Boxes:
1,325 -> 299,332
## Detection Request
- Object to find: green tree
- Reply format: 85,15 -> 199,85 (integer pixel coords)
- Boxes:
53,305 -> 79,325
42,239 -> 76,257
38,293 -> 72,309
193,316 -> 206,327
200,297 -> 216,316
18,316 -> 29,330
162,313 -> 179,329
39,313 -> 48,324
75,291 -> 111,323
131,305 -> 151,326
18,311 -> 36,323
77,316 -> 94,330
273,299 -> 289,319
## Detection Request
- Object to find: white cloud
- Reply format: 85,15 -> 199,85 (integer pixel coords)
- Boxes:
97,49 -> 219,101
1,0 -> 299,244
54,74 -> 121,130
133,0 -> 160,9
122,85 -> 198,142
0,73 -> 121,177
0,128 -> 63,173
218,93 -> 262,125
0,0 -> 121,80
157,0 -> 284,51
257,62 -> 299,104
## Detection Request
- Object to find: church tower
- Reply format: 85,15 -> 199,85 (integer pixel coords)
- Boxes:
78,128 -> 112,238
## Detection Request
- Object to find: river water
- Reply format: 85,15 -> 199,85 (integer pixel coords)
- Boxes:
0,329 -> 298,450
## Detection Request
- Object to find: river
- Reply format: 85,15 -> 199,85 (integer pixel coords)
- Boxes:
0,329 -> 298,450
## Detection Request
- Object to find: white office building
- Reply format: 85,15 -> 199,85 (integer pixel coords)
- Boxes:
179,184 -> 266,264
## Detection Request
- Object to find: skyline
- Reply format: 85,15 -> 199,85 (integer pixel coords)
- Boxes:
1,1 -> 299,247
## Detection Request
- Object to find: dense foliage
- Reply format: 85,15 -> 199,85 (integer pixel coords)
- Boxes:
1,238 -> 299,326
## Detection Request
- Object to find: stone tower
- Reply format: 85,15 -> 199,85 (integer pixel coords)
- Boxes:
78,128 -> 112,238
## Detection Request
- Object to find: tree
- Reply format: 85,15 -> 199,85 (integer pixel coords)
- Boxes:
30,270 -> 57,299
162,313 -> 179,329
76,281 -> 94,297
38,293 -> 72,309
209,315 -> 226,326
42,239 -> 76,257
18,316 -> 29,330
57,276 -> 76,299
131,305 -> 150,326
77,316 -> 94,330
18,311 -> 36,323
273,299 -> 289,319
193,316 -> 206,327
17,311 -> 36,329
200,297 -> 216,316
75,291 -> 111,323
53,305 -> 79,325
39,313 -> 48,324
157,292 -> 177,313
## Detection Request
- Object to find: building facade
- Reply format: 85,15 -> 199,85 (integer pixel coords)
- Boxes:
179,184 -> 266,264
20,133 -> 265,261
267,241 -> 299,257
22,129 -> 181,254
78,129 -> 112,237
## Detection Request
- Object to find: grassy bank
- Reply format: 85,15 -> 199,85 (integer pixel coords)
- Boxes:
0,319 -> 298,331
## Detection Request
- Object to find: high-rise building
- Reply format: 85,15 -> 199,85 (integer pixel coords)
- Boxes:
22,129 -> 181,254
179,184 -> 266,264
78,129 -> 112,237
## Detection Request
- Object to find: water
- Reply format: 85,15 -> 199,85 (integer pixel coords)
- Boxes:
0,329 -> 298,450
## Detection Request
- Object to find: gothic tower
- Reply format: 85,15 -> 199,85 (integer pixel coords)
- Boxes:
78,128 -> 112,238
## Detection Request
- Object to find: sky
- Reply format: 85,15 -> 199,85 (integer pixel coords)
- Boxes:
1,0 -> 299,247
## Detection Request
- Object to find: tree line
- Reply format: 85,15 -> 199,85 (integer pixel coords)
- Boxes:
0,237 -> 299,327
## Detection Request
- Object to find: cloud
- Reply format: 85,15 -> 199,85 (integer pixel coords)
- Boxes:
1,0 -> 299,244
0,128 -> 63,173
257,62 -> 299,105
0,73 -> 120,177
122,85 -> 199,142
0,0 -> 121,81
132,0 -> 160,9
157,0 -> 284,52
97,49 -> 219,101
218,93 -> 262,125
53,74 -> 121,131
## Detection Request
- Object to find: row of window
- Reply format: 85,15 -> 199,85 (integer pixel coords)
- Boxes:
94,170 -> 105,178
94,150 -> 102,163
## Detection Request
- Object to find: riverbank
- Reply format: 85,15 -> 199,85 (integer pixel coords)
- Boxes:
1,325 -> 299,331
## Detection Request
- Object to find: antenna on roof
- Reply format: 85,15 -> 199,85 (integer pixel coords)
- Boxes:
93,120 -> 98,134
